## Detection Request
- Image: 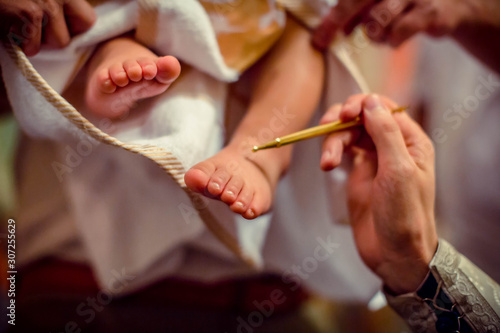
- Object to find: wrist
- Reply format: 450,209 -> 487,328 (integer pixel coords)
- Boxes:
380,261 -> 431,295
379,239 -> 438,295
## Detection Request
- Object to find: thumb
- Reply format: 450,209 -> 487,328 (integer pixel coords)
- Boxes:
362,95 -> 411,166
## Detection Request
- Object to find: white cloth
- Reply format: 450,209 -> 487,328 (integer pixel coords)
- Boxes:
3,0 -> 380,301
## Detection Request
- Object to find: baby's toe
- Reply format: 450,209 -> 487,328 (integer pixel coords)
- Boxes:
109,63 -> 129,87
137,57 -> 157,80
207,168 -> 231,197
230,188 -> 253,215
95,68 -> 116,93
220,176 -> 243,204
123,60 -> 143,82
244,196 -> 268,220
185,163 -> 214,194
156,56 -> 181,85
243,208 -> 257,220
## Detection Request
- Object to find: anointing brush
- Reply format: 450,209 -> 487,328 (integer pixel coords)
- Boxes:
252,106 -> 408,152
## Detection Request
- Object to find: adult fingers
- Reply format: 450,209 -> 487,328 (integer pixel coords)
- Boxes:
392,111 -> 428,147
320,94 -> 399,170
361,0 -> 411,43
320,100 -> 362,171
320,94 -> 365,125
319,103 -> 342,125
387,5 -> 431,47
338,94 -> 366,121
321,132 -> 356,171
393,111 -> 435,170
17,2 -> 44,56
0,8 -> 17,37
320,104 -> 342,170
340,94 -> 397,121
313,0 -> 374,50
43,0 -> 70,48
362,94 -> 411,166
346,148 -> 377,221
63,0 -> 96,36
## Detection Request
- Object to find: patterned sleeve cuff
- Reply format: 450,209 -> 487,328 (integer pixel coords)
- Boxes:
385,239 -> 500,333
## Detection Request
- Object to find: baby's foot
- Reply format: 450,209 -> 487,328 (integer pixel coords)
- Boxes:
185,146 -> 282,220
86,48 -> 180,118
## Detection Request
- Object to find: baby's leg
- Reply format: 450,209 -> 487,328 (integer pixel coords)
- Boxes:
185,16 -> 324,219
85,37 -> 181,118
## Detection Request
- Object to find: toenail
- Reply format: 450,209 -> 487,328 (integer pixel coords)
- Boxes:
164,77 -> 177,84
234,201 -> 244,209
246,209 -> 255,218
225,190 -> 235,198
210,182 -> 220,191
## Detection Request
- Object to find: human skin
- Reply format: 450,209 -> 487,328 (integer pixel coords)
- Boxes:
85,14 -> 323,221
185,16 -> 324,219
0,0 -> 96,56
312,0 -> 500,74
85,36 -> 181,119
320,94 -> 438,294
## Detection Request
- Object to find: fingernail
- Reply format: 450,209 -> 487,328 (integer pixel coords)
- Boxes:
364,94 -> 386,113
322,150 -> 331,163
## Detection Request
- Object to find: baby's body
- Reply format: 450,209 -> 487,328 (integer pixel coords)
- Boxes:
85,16 -> 324,219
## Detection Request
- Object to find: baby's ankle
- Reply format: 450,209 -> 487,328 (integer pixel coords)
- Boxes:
250,148 -> 291,184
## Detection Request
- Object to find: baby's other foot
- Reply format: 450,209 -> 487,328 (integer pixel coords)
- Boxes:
86,52 -> 180,118
185,147 -> 277,220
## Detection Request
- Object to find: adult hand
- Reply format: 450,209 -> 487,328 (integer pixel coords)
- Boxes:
0,0 -> 96,56
312,0 -> 500,49
320,94 -> 438,294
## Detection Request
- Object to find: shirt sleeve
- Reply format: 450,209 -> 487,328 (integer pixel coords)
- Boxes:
384,239 -> 500,333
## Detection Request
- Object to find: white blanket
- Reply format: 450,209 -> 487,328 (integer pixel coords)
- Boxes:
1,0 -> 380,301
